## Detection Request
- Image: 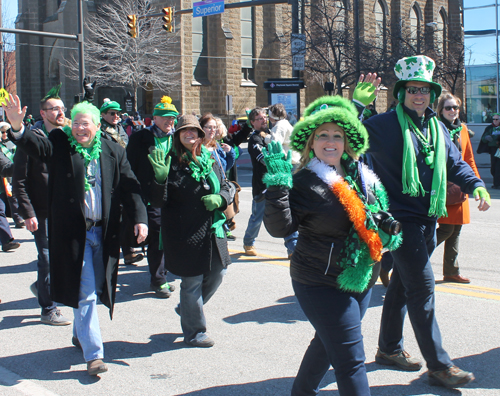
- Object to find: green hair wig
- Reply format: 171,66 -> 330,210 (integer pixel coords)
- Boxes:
291,95 -> 369,155
42,83 -> 62,101
71,102 -> 101,126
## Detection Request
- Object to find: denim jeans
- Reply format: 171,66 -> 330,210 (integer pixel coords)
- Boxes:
32,217 -> 57,315
244,197 -> 298,255
436,223 -> 462,276
179,246 -> 226,343
0,192 -> 13,245
291,280 -> 371,396
378,220 -> 452,371
73,226 -> 105,362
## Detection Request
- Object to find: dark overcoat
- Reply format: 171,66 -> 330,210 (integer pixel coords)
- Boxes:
11,127 -> 147,316
151,152 -> 232,277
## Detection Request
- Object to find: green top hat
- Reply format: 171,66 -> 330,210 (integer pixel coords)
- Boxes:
100,99 -> 122,114
153,96 -> 179,117
393,55 -> 442,99
290,95 -> 369,156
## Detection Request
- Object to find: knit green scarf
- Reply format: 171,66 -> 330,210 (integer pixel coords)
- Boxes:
185,146 -> 226,238
396,104 -> 447,218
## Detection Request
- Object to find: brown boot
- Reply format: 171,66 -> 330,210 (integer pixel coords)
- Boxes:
87,359 -> 108,376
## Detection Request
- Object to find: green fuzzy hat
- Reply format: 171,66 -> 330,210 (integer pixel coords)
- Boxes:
153,96 -> 178,117
42,83 -> 62,101
290,95 -> 369,155
100,99 -> 122,114
393,55 -> 442,99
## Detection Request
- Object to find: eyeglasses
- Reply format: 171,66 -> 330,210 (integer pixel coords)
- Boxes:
405,86 -> 431,95
444,106 -> 459,111
73,122 -> 92,129
43,106 -> 66,113
254,117 -> 267,122
107,111 -> 120,116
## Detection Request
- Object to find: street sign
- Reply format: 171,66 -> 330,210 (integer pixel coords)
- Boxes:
193,0 -> 225,17
291,33 -> 306,71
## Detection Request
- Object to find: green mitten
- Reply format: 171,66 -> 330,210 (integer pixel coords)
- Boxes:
201,194 -> 224,211
473,186 -> 491,205
262,141 -> 293,189
147,149 -> 171,183
353,82 -> 377,106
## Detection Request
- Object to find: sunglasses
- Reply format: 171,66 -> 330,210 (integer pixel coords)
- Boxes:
405,86 -> 431,95
108,111 -> 120,116
444,106 -> 459,111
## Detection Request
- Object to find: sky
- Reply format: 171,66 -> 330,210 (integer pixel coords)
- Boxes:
2,1 -> 498,65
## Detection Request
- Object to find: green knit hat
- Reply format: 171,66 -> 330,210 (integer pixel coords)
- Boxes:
153,96 -> 179,117
42,83 -> 62,101
393,55 -> 442,99
100,99 -> 122,114
291,95 -> 369,155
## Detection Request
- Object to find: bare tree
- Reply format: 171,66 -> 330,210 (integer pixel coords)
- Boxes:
3,50 -> 16,93
64,0 -> 180,111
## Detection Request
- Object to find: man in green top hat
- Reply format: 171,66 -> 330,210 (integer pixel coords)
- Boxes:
127,96 -> 178,298
99,98 -> 128,148
356,55 -> 490,389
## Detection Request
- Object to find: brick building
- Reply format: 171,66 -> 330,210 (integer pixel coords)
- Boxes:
15,0 -> 463,118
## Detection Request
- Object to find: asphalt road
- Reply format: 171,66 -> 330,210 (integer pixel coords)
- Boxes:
1,142 -> 499,396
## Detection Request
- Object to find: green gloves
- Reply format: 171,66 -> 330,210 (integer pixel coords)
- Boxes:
262,141 -> 293,189
201,194 -> 224,211
147,149 -> 171,183
353,82 -> 377,106
473,186 -> 491,205
378,229 -> 403,251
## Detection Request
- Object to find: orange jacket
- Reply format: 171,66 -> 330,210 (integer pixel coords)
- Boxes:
438,124 -> 481,225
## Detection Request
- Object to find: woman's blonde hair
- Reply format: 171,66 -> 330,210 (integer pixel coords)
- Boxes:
298,123 -> 358,169
214,117 -> 227,140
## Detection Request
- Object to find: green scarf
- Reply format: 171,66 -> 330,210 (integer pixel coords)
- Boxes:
396,104 -> 447,217
186,146 -> 226,238
63,126 -> 102,191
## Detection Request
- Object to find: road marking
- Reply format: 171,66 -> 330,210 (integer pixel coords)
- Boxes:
229,250 -> 500,301
0,365 -> 60,396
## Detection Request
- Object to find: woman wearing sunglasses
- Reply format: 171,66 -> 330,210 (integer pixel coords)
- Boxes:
435,93 -> 481,283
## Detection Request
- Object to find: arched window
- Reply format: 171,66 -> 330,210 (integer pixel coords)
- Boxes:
437,10 -> 447,58
409,4 -> 421,52
374,0 -> 386,49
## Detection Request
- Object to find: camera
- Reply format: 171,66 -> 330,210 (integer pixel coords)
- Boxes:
372,210 -> 401,236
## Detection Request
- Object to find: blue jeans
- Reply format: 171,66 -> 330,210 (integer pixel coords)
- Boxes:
32,218 -> 56,315
244,197 -> 298,255
73,226 -> 105,362
0,192 -> 14,246
291,280 -> 371,396
179,246 -> 226,343
378,220 -> 452,371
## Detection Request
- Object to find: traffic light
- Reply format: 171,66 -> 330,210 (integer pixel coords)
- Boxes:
127,14 -> 137,38
162,7 -> 173,32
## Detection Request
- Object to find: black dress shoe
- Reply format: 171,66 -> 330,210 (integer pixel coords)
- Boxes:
2,241 -> 21,252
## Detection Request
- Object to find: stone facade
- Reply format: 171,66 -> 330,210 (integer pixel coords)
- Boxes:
15,0 -> 462,118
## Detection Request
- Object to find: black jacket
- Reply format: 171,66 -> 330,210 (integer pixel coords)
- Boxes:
12,121 -> 49,219
264,167 -> 380,290
247,130 -> 269,197
151,152 -> 232,277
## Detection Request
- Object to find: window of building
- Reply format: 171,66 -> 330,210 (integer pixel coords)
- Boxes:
192,16 -> 208,83
374,0 -> 386,50
437,10 -> 447,58
241,7 -> 254,81
409,4 -> 421,52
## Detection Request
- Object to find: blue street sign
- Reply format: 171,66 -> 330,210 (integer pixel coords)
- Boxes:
193,0 -> 224,17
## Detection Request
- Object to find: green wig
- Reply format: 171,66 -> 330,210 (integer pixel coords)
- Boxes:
291,95 -> 369,155
71,102 -> 101,126
42,83 -> 62,101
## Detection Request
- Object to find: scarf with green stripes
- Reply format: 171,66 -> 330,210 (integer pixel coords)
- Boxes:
396,104 -> 447,218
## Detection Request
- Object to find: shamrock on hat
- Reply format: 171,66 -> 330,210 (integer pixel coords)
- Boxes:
393,55 -> 442,99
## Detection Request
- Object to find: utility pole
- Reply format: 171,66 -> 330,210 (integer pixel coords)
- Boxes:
77,0 -> 85,93
0,0 -> 4,90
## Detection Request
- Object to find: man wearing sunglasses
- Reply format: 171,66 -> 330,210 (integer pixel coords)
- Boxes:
12,84 -> 71,326
99,99 -> 128,148
357,55 -> 490,389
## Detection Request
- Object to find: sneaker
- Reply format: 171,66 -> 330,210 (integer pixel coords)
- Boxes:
123,252 -> 144,265
185,335 -> 215,348
375,349 -> 422,371
150,282 -> 175,298
30,282 -> 38,299
41,309 -> 72,326
428,365 -> 475,388
2,241 -> 21,252
226,231 -> 236,241
244,245 -> 257,256
87,359 -> 108,376
72,336 -> 82,350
